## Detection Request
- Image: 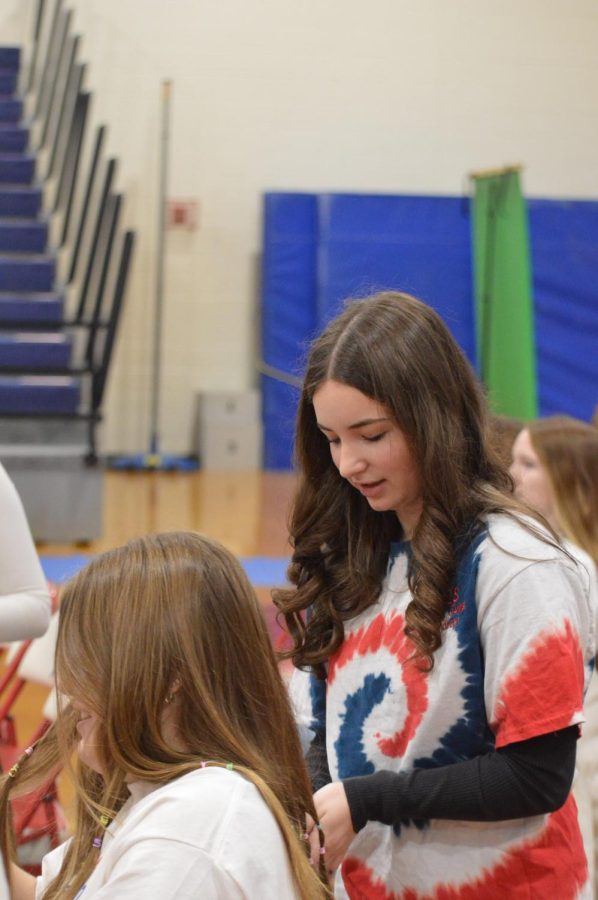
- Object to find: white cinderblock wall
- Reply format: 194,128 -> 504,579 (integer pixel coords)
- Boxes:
5,0 -> 598,453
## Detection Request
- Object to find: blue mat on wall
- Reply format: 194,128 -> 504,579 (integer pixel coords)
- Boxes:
261,191 -> 598,468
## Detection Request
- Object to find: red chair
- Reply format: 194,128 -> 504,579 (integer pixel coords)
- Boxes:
0,603 -> 68,873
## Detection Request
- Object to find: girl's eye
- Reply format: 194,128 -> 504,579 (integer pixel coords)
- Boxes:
326,437 -> 340,446
363,433 -> 385,443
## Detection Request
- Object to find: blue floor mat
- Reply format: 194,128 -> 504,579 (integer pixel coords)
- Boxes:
40,555 -> 290,588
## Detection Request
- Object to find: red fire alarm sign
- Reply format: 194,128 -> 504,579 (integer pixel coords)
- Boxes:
166,199 -> 199,230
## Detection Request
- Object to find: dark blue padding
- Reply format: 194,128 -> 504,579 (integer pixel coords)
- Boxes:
0,333 -> 72,370
0,186 -> 41,217
529,199 -> 598,421
317,193 -> 476,364
0,48 -> 20,70
262,193 -> 319,468
0,154 -> 35,184
260,191 -> 598,469
0,255 -> 54,291
0,218 -> 47,252
0,375 -> 80,414
0,127 -> 28,153
0,292 -> 64,324
0,98 -> 22,123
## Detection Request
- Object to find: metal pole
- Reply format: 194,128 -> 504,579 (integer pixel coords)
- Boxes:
149,79 -> 171,457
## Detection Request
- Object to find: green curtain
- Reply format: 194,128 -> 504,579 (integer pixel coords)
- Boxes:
471,169 -> 538,418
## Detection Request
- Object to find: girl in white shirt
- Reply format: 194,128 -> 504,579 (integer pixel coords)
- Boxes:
0,461 -> 50,642
0,532 -> 329,899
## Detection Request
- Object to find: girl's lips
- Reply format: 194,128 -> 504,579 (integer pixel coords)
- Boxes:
354,480 -> 385,498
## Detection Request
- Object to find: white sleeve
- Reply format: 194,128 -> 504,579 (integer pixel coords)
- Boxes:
478,555 -> 593,747
0,463 -> 51,642
90,840 -> 245,900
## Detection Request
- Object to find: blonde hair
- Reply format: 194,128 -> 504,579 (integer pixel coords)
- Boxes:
1,532 -> 328,898
527,416 -> 598,567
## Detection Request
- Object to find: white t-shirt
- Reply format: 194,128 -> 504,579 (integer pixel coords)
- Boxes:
0,462 -> 51,642
294,514 -> 595,899
0,859 -> 8,900
36,767 -> 300,899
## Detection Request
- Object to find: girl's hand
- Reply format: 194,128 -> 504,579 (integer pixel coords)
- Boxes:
313,782 -> 356,872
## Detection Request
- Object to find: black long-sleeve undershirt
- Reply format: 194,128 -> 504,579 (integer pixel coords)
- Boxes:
307,726 -> 578,833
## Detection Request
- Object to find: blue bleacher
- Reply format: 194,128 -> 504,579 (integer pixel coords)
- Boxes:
0,45 -> 80,415
0,375 -> 80,414
0,291 -> 64,324
0,219 -> 47,253
0,126 -> 28,153
0,333 -> 72,370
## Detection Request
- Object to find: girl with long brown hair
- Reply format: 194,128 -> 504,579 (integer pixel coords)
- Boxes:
511,415 -> 598,896
1,532 -> 329,899
511,415 -> 598,567
274,291 -> 594,899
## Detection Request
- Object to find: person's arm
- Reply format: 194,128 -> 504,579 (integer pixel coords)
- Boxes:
343,725 -> 577,832
9,863 -> 36,900
0,464 -> 51,642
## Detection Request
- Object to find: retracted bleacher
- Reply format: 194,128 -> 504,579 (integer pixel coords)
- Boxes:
0,27 -> 135,542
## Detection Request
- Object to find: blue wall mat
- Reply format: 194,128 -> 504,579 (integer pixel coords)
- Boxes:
262,193 -> 319,469
261,190 -> 598,469
529,199 -> 598,421
41,555 -> 290,587
317,193 -> 476,363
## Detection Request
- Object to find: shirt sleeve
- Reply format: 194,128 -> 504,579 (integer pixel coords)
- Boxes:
478,555 -> 592,749
343,724 -> 578,830
0,463 -> 51,642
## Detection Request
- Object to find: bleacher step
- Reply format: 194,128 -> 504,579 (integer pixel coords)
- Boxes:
0,96 -> 23,123
0,126 -> 28,153
0,374 -> 80,414
0,332 -> 73,370
0,48 -> 20,70
0,184 -> 41,217
0,253 -> 55,291
0,154 -> 35,184
0,217 -> 47,252
0,70 -> 17,95
0,291 -> 64,325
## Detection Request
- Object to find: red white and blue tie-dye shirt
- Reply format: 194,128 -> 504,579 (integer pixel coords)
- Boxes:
293,515 -> 596,899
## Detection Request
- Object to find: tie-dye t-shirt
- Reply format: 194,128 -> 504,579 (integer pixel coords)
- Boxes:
295,515 -> 595,899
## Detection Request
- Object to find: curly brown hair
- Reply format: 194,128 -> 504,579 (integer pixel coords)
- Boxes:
274,291 -> 517,675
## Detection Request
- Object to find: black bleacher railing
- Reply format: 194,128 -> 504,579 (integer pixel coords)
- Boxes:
0,0 -> 136,464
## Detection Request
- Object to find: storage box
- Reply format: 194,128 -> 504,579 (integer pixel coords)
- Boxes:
199,421 -> 262,470
196,391 -> 262,470
198,390 -> 260,424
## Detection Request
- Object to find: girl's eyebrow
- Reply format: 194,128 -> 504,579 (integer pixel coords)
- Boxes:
318,417 -> 391,432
